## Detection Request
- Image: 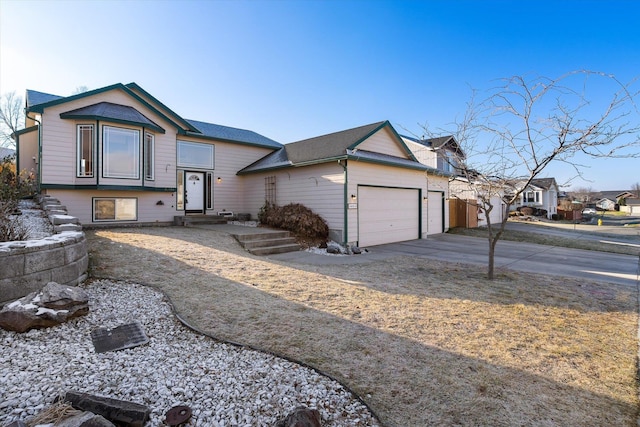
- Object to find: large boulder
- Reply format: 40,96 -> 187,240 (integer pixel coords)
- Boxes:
275,407 -> 322,427
0,282 -> 89,332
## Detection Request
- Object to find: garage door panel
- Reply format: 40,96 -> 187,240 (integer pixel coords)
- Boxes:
359,187 -> 419,247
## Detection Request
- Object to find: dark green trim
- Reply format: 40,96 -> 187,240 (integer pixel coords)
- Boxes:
346,121 -> 388,150
346,120 -> 420,163
183,131 -> 284,150
125,82 -> 198,132
28,83 -> 187,134
61,113 -> 165,134
40,184 -> 176,192
13,125 -> 38,137
28,84 -> 124,113
346,153 -> 430,172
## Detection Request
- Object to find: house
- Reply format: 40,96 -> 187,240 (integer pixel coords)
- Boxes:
0,147 -> 15,160
620,198 -> 640,215
238,121 -> 451,246
403,134 -> 505,228
512,178 -> 559,219
15,83 -> 450,247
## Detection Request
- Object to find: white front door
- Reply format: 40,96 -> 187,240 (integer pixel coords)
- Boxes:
185,172 -> 205,212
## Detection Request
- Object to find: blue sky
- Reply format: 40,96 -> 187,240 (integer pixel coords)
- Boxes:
1,0 -> 638,190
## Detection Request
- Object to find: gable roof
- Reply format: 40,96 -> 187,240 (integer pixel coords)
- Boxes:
239,121 -> 444,175
184,119 -> 282,149
530,178 -> 557,190
24,83 -> 282,150
60,102 -> 165,133
26,90 -> 63,107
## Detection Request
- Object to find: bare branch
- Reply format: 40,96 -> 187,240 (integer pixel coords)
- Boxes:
0,91 -> 24,149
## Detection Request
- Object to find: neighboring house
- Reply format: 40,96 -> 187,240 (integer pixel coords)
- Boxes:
448,177 -> 505,227
620,198 -> 640,215
402,135 -> 462,174
15,83 -> 450,247
512,178 -> 559,219
595,197 -> 616,211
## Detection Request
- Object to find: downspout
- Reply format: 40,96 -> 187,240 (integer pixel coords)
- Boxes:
25,112 -> 42,193
339,159 -> 348,247
142,127 -> 146,188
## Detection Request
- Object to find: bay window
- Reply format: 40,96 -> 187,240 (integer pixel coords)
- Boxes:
76,125 -> 94,177
103,126 -> 140,179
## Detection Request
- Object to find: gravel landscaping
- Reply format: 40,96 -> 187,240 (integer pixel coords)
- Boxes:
0,279 -> 379,426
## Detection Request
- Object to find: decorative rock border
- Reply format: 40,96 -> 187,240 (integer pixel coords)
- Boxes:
0,195 -> 88,305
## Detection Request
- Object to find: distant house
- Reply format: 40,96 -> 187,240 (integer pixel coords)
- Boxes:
512,178 -> 559,219
15,82 -> 451,247
620,198 -> 640,215
0,147 -> 15,161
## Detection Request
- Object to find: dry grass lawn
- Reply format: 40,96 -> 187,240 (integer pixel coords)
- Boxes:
86,227 -> 639,426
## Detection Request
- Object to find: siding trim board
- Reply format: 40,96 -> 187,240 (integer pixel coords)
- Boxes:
41,184 -> 176,192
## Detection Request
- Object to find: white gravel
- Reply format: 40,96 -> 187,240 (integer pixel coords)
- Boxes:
0,280 -> 379,426
16,199 -> 54,240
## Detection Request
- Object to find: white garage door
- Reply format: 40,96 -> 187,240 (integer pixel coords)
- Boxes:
358,186 -> 419,247
427,191 -> 444,235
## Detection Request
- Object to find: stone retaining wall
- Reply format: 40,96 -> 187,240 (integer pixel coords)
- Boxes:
0,195 -> 88,305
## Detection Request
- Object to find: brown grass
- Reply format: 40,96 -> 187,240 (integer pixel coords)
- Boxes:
86,227 -> 639,427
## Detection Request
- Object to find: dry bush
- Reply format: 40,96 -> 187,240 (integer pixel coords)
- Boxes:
258,202 -> 329,243
520,206 -> 534,216
0,154 -> 35,241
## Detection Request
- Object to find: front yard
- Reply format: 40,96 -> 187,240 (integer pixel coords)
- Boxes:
87,227 -> 639,426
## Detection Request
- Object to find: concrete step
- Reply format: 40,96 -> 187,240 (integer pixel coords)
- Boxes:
174,215 -> 227,226
240,236 -> 298,249
232,230 -> 300,255
248,243 -> 301,256
233,231 -> 292,242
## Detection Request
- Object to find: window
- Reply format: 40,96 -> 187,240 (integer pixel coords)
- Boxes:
176,171 -> 184,210
177,141 -> 214,169
144,132 -> 154,180
77,125 -> 94,177
206,172 -> 214,209
103,126 -> 140,179
93,198 -> 137,221
523,191 -> 540,204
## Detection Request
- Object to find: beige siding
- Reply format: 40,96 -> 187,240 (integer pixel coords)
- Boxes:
39,88 -> 180,188
357,127 -> 409,158
176,137 -> 275,215
241,163 -> 345,234
17,129 -> 38,178
46,189 -> 177,225
404,139 -> 437,168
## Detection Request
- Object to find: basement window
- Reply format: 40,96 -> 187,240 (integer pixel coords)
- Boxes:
93,198 -> 137,221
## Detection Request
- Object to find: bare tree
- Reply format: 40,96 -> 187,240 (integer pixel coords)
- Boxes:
0,91 -> 24,149
569,186 -> 596,203
631,182 -> 640,197
424,71 -> 640,279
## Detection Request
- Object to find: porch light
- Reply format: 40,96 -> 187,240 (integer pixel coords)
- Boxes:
217,177 -> 222,183
351,194 -> 357,200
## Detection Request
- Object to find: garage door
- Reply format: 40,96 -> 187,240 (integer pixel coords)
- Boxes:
427,191 -> 444,235
358,186 -> 419,247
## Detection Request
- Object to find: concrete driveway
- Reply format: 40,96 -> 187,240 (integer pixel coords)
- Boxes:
271,233 -> 640,288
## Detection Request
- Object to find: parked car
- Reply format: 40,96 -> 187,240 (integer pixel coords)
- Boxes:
582,207 -> 597,215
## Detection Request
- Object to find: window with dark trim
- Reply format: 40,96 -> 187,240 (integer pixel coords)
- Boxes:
93,198 -> 137,221
76,125 -> 94,177
144,132 -> 154,181
103,126 -> 140,179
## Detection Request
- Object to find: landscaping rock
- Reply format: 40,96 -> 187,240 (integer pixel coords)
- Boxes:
326,241 -> 344,254
56,411 -> 116,427
350,245 -> 362,254
64,391 -> 151,427
0,282 -> 89,332
275,407 -> 322,427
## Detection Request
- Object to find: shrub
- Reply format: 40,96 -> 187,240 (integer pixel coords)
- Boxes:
0,154 -> 36,242
520,207 -> 534,216
258,202 -> 329,243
